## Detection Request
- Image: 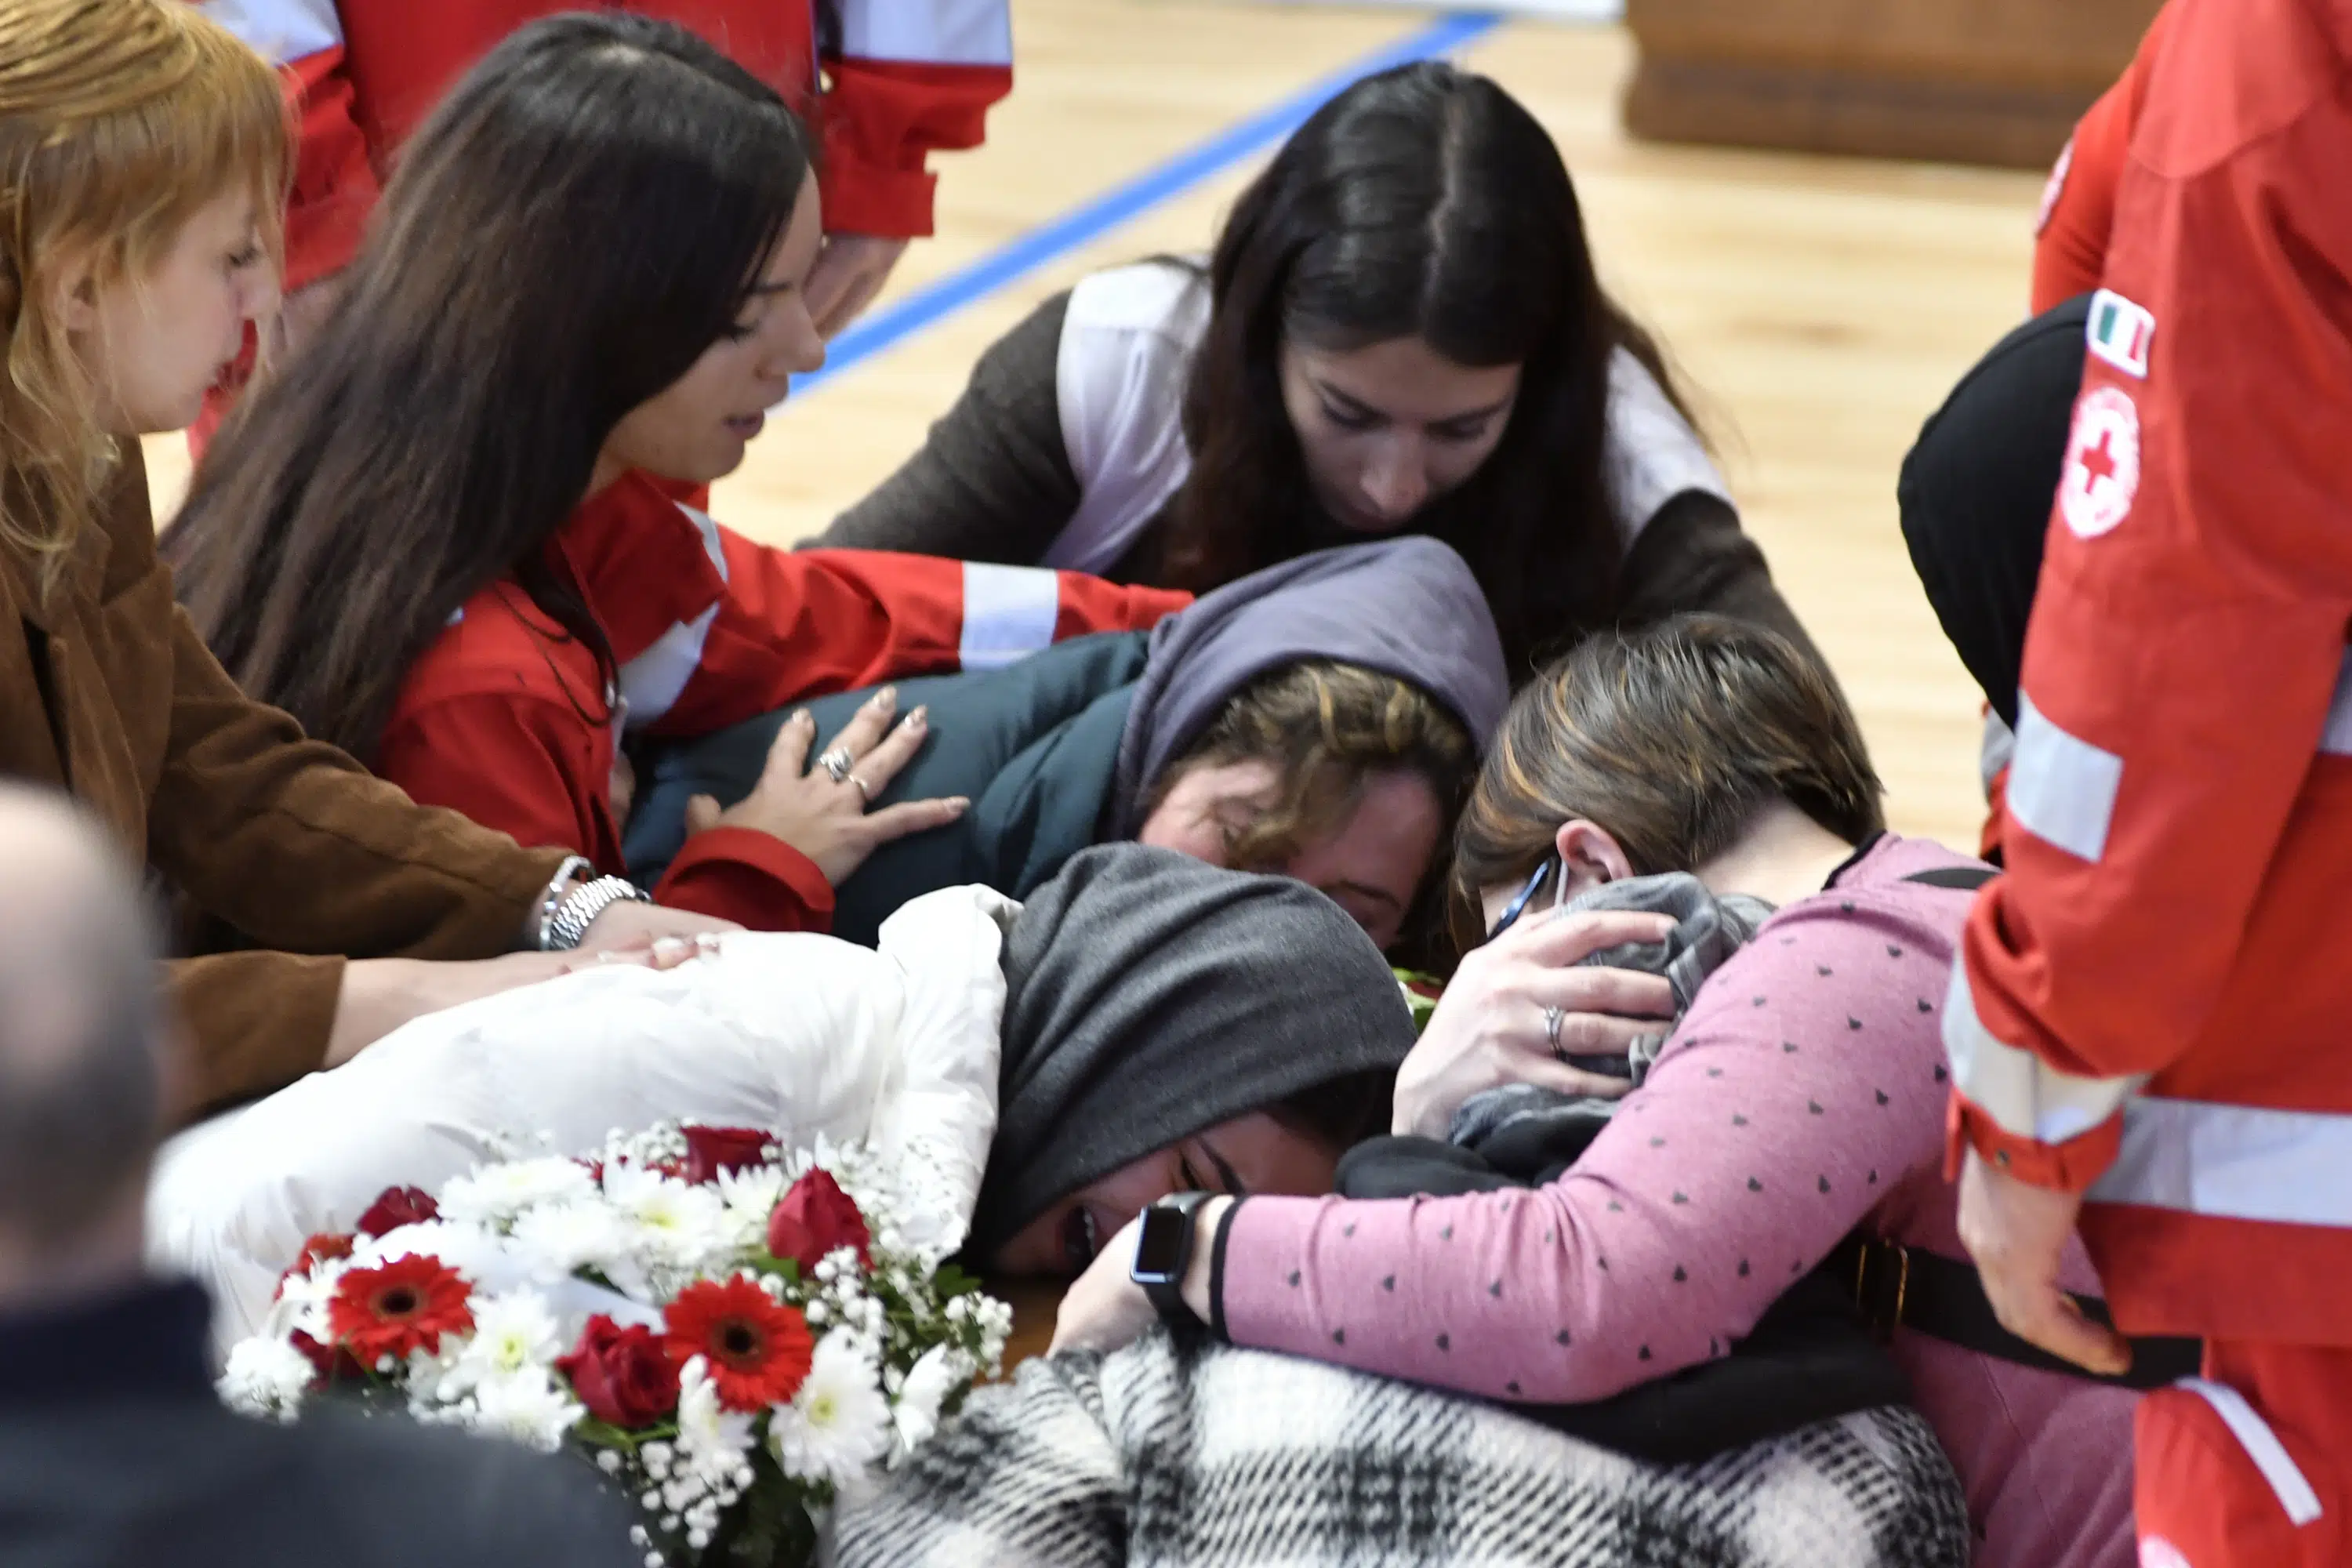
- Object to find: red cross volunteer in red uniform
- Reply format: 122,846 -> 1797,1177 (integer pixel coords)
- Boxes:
2030,1 -> 2174,314
200,0 -> 1010,436
382,477 -> 1191,934
219,0 -> 1008,291
1945,0 -> 2352,1563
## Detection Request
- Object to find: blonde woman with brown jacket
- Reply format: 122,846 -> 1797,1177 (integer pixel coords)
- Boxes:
0,0 -> 723,1127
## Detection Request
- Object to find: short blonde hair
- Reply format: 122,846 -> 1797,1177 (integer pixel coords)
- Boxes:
0,0 -> 289,592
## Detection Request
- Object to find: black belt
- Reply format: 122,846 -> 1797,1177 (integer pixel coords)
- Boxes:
1831,1234 -> 2201,1392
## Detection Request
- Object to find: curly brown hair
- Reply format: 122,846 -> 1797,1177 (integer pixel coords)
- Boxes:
1147,659 -> 1475,878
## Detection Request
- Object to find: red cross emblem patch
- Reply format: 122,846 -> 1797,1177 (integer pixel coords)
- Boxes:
2060,387 -> 2140,539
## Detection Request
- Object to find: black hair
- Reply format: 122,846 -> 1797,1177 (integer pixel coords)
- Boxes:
1166,60 -> 1694,678
166,12 -> 811,760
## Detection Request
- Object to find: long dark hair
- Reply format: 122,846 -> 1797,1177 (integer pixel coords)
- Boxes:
1169,60 -> 1690,678
164,13 -> 810,762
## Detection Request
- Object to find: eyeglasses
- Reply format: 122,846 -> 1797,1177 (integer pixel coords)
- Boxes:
1487,857 -> 1559,939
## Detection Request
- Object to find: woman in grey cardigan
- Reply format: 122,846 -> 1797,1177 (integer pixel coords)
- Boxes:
816,60 -> 1815,683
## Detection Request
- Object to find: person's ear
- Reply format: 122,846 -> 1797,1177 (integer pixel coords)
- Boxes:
45,249 -> 101,335
1553,818 -> 1634,895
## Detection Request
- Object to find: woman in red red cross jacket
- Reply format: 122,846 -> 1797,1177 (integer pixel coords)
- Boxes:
1944,0 -> 2352,1563
196,0 -> 1011,445
163,15 -> 1182,940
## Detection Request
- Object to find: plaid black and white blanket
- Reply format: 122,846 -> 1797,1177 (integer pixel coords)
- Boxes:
833,1330 -> 1971,1567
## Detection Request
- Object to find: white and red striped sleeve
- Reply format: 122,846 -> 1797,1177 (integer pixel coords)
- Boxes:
202,2 -> 379,289
814,0 -> 1013,238
622,507 -> 1188,739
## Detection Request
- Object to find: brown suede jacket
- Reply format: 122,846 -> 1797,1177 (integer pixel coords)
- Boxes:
1,445 -> 567,1124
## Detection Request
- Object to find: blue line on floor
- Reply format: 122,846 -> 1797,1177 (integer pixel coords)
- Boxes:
797,10 -> 1504,394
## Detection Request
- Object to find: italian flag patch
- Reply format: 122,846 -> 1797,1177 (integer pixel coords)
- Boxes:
2086,289 -> 2154,378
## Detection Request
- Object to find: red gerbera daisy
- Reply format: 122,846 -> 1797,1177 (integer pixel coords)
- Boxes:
662,1276 -> 814,1412
327,1254 -> 475,1365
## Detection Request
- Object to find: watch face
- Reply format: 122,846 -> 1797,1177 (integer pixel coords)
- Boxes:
1131,1207 -> 1189,1283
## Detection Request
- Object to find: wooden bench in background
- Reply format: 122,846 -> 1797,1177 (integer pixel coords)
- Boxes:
1623,0 -> 2165,169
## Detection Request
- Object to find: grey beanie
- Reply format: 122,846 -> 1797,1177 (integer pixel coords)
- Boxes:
969,843 -> 1417,1260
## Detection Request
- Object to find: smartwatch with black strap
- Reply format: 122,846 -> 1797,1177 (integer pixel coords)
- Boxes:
1132,1192 -> 1214,1327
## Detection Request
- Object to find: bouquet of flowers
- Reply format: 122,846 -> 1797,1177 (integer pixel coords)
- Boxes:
216,1123 -> 1012,1566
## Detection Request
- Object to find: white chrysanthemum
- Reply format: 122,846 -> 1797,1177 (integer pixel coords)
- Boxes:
218,1335 -> 318,1421
441,1156 -> 597,1228
442,1292 -> 565,1397
399,1333 -> 471,1413
890,1342 -> 971,1457
604,1165 -> 728,1271
713,1163 -> 786,1248
262,1253 -> 350,1345
510,1200 -> 631,1279
672,1356 -> 756,1488
768,1331 -> 890,1494
355,1220 -> 512,1290
465,1372 -> 583,1454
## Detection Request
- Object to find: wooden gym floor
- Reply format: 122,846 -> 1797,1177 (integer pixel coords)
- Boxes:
146,0 -> 2045,857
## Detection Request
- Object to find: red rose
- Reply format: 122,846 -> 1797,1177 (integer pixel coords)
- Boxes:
557,1315 -> 680,1428
354,1185 -> 441,1237
681,1125 -> 773,1185
764,1168 -> 871,1274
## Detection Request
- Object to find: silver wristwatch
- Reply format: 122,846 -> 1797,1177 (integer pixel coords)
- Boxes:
540,872 -> 650,952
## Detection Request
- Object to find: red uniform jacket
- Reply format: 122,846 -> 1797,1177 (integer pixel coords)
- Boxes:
211,1 -> 1013,291
2030,2 -> 2174,314
378,472 -> 1189,932
1946,0 -> 2352,1346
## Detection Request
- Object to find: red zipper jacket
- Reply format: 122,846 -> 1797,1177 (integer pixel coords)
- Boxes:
376,471 -> 1189,932
1946,0 -> 2352,1345
2029,2 -> 2174,314
211,1 -> 1013,292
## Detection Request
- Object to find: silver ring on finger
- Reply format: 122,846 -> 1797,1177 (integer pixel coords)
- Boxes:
1544,1004 -> 1566,1058
846,773 -> 872,805
816,747 -> 855,785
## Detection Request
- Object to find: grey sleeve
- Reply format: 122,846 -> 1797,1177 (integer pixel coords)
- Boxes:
812,291 -> 1084,564
1616,491 -> 1825,670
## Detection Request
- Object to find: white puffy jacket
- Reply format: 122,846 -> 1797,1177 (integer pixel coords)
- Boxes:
149,887 -> 1017,1354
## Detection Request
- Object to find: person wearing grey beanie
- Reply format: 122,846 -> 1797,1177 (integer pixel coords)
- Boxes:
976,842 -> 1417,1274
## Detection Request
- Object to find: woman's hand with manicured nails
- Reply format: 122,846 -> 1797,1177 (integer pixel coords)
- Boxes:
682,687 -> 968,886
1391,907 -> 1679,1138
